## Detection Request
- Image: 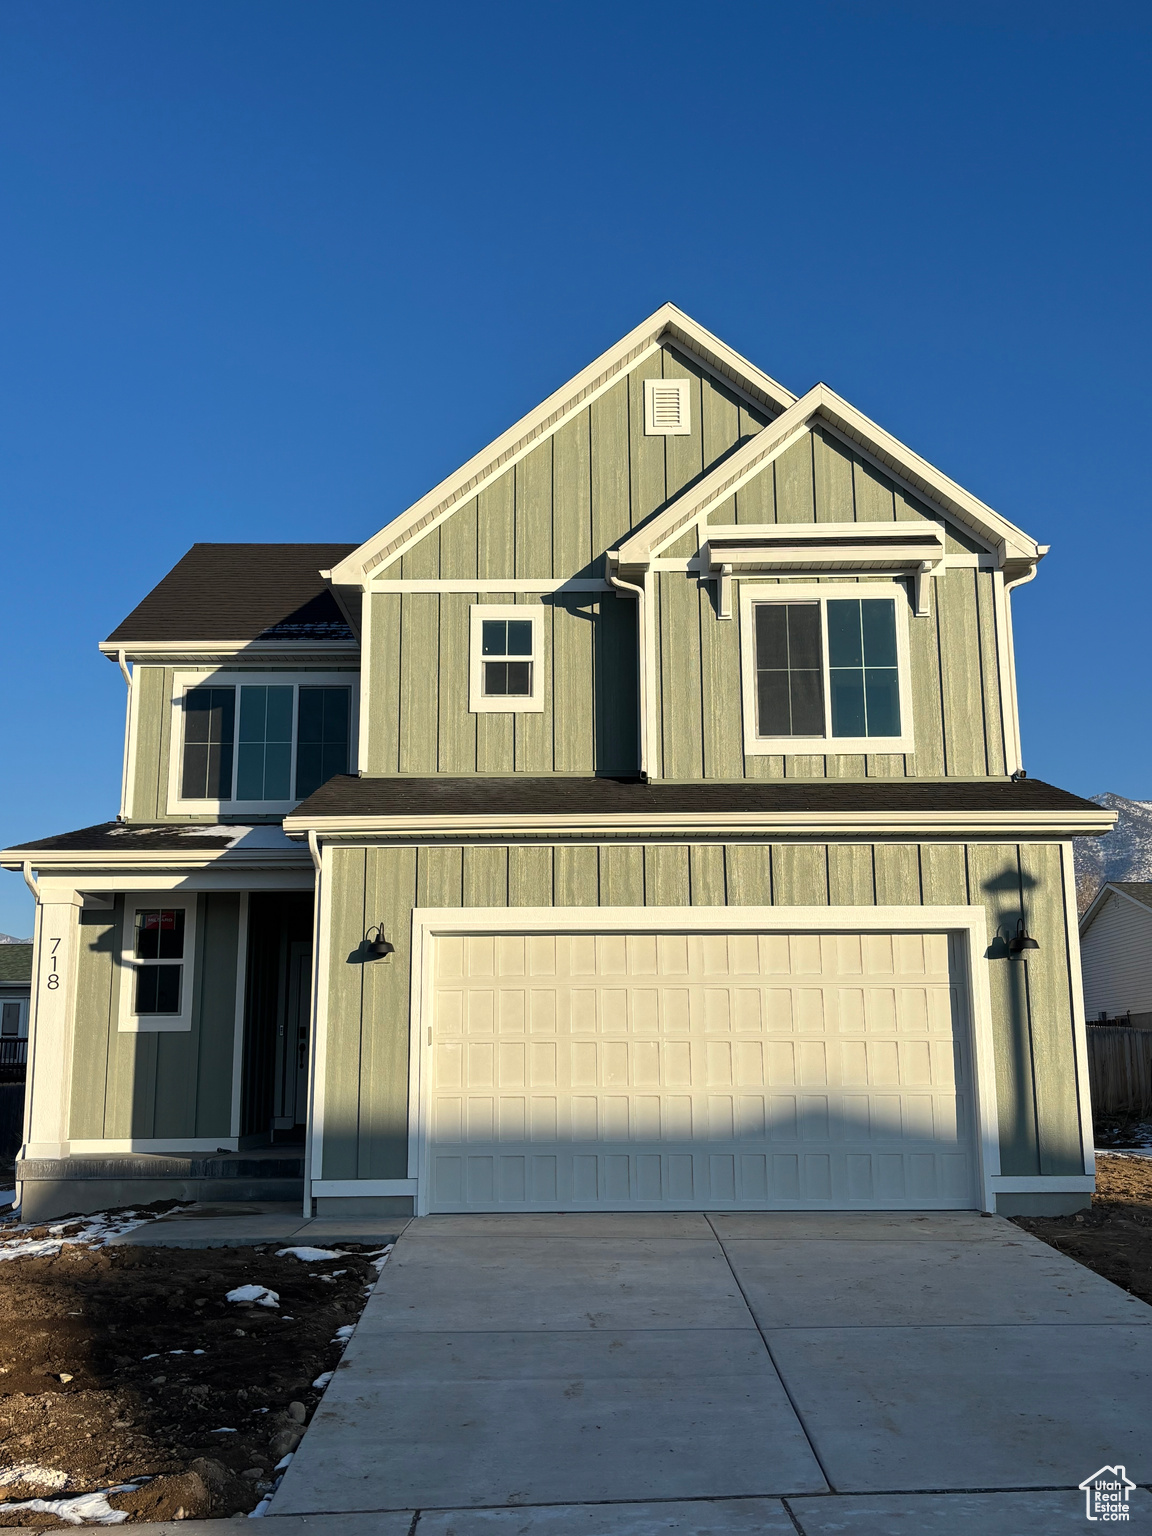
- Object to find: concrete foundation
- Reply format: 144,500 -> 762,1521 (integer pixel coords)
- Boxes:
995,1191 -> 1092,1217
314,1196 -> 415,1216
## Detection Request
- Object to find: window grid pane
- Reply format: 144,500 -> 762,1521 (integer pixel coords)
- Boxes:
1,1004 -> 20,1037
480,616 -> 535,698
237,686 -> 294,800
295,687 -> 351,799
134,909 -> 185,961
181,688 -> 235,799
827,599 -> 901,738
753,603 -> 825,737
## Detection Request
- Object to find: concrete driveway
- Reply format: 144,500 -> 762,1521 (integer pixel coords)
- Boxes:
268,1210 -> 1152,1534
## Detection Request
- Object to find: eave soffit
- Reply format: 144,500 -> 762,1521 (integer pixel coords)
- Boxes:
324,304 -> 797,589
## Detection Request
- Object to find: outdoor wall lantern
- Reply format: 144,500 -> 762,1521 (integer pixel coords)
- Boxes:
366,925 -> 395,960
1008,919 -> 1040,961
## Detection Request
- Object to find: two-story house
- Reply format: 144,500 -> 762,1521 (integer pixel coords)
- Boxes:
2,305 -> 1113,1223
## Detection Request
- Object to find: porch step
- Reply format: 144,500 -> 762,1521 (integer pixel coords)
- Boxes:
15,1150 -> 306,1223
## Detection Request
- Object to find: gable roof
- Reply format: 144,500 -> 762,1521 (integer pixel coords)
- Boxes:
615,383 -> 1042,572
1078,879 -> 1152,934
103,543 -> 358,644
326,304 -> 796,589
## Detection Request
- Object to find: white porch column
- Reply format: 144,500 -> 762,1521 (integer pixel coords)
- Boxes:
23,888 -> 83,1159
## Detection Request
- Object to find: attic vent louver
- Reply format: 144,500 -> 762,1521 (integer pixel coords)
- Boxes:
644,377 -> 691,436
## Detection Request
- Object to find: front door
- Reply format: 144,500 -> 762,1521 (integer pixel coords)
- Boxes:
274,941 -> 312,1130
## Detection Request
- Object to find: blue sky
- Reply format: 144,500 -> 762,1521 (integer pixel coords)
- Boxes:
1,2 -> 1149,937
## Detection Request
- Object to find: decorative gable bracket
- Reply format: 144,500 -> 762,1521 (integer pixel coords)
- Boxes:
700,523 -> 946,620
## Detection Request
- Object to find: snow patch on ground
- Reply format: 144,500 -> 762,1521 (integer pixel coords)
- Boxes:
226,1284 -> 279,1308
0,1463 -> 69,1490
312,1371 -> 333,1390
0,1485 -> 138,1524
275,1246 -> 343,1262
0,1204 -> 191,1262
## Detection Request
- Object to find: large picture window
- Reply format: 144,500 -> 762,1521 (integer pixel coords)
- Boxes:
119,896 -> 197,1033
170,673 -> 356,810
740,582 -> 913,756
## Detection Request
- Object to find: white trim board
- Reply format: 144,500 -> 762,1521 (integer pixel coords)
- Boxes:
311,1180 -> 417,1197
405,903 -> 1002,1216
62,1139 -> 240,1155
283,810 -> 1117,839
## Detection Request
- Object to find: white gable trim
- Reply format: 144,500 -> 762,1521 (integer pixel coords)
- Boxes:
616,384 -> 1041,571
328,305 -> 796,587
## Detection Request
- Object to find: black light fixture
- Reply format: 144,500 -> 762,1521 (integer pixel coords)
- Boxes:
366,925 -> 395,960
1008,919 -> 1039,960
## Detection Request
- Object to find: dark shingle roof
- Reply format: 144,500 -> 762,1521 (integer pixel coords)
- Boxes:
290,775 -> 1102,819
1110,882 -> 1152,912
0,945 -> 32,984
8,823 -> 238,854
105,544 -> 359,643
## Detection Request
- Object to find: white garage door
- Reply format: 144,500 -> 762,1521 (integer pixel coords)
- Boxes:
424,928 -> 976,1211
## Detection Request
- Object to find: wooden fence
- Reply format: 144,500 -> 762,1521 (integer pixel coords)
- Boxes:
1086,1025 -> 1152,1118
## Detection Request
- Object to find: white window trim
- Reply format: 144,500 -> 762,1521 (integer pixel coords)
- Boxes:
644,376 -> 691,436
118,894 -> 198,1034
468,605 -> 545,714
738,580 -> 915,757
167,670 -> 359,816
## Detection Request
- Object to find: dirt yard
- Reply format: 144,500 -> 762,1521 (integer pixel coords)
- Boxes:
1012,1152 -> 1152,1307
0,1208 -> 387,1524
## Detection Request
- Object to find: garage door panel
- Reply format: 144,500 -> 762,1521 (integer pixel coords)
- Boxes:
426,925 -> 977,1211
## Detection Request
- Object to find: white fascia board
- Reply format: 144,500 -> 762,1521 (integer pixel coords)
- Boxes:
99,641 -> 360,663
618,385 -> 1041,569
0,848 -> 313,871
329,304 -> 797,588
283,809 -> 1118,840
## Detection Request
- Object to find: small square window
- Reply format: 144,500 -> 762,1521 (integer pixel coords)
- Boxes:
469,606 -> 544,713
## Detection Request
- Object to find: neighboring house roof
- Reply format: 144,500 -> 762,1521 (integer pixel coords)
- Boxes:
0,945 -> 32,984
1079,879 -> 1152,934
281,775 -> 1110,838
104,543 -> 359,643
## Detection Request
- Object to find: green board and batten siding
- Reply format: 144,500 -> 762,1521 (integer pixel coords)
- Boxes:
68,895 -> 240,1140
364,346 -> 766,778
319,840 -> 1084,1185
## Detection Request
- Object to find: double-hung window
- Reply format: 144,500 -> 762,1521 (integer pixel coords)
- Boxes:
170,672 -> 356,812
468,605 -> 545,712
740,582 -> 913,755
119,896 -> 197,1032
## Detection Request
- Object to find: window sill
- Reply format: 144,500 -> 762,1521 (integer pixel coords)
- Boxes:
744,735 -> 915,756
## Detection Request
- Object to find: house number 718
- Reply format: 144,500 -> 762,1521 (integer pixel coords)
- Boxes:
45,937 -> 61,991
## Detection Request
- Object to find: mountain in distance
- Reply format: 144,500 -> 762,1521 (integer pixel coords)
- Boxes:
0,934 -> 29,944
1074,793 -> 1152,913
